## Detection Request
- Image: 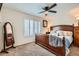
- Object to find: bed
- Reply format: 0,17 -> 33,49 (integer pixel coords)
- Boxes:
35,25 -> 74,56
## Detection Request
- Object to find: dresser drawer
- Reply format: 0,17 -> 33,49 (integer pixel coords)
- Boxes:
74,26 -> 79,46
74,30 -> 79,32
74,26 -> 79,29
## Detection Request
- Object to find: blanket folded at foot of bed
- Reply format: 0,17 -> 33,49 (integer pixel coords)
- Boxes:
49,35 -> 63,47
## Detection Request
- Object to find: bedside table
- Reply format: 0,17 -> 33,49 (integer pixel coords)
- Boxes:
74,26 -> 79,46
46,32 -> 50,34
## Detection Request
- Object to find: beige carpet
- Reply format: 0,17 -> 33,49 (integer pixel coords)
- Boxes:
68,46 -> 79,56
0,42 -> 79,56
0,42 -> 55,56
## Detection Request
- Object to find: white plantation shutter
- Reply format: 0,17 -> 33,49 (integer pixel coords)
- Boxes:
38,22 -> 41,34
24,19 -> 41,37
30,20 -> 34,36
34,21 -> 38,34
24,19 -> 30,36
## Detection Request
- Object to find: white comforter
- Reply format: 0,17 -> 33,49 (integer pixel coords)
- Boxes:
49,35 -> 73,56
49,30 -> 73,55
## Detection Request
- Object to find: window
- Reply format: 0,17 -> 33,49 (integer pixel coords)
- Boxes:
38,22 -> 41,34
30,20 -> 34,36
24,19 -> 41,37
34,21 -> 38,34
34,21 -> 41,34
24,19 -> 30,36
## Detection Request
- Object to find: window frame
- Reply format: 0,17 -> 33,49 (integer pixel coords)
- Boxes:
24,19 -> 41,37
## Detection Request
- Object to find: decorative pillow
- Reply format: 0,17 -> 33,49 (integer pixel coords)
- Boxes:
50,30 -> 73,36
50,30 -> 58,36
56,30 -> 64,36
66,31 -> 72,36
63,31 -> 67,36
62,31 -> 72,36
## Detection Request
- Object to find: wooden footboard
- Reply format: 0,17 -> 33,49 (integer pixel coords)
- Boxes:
35,34 -> 65,56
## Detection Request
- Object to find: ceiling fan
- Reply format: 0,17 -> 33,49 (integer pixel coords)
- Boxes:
39,3 -> 57,14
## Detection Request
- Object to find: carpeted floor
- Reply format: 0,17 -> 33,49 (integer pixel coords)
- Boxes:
68,46 -> 79,56
0,42 -> 55,56
0,42 -> 79,56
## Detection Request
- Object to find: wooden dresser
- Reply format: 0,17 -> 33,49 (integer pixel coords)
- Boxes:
74,26 -> 79,46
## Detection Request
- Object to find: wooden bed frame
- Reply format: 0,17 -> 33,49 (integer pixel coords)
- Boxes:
35,25 -> 74,56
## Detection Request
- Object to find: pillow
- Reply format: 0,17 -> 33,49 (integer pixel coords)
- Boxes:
62,31 -> 73,36
50,30 -> 58,36
56,30 -> 64,36
56,31 -> 73,36
50,30 -> 73,36
66,31 -> 73,36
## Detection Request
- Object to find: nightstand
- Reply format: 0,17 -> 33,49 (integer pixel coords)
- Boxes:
46,32 -> 50,34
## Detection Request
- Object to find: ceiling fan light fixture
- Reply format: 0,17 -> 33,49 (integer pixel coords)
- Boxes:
39,3 -> 57,14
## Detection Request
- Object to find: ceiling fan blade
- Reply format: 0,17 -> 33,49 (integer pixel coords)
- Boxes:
48,10 -> 57,13
0,3 -> 3,11
42,7 -> 45,10
39,11 -> 45,14
49,3 -> 57,10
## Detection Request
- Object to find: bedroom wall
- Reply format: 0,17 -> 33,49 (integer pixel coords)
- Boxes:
47,3 -> 79,26
0,6 -> 43,51
0,11 -> 3,51
0,3 -> 79,51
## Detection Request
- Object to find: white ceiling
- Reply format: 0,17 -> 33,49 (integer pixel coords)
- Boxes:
2,3 -> 54,16
2,3 -> 79,17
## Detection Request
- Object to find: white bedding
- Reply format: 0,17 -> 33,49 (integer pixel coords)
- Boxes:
65,36 -> 73,56
65,36 -> 73,46
50,30 -> 73,55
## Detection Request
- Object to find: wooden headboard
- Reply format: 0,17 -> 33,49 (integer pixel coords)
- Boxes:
50,25 -> 74,32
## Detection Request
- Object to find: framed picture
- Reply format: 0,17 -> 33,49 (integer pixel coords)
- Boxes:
43,20 -> 48,27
